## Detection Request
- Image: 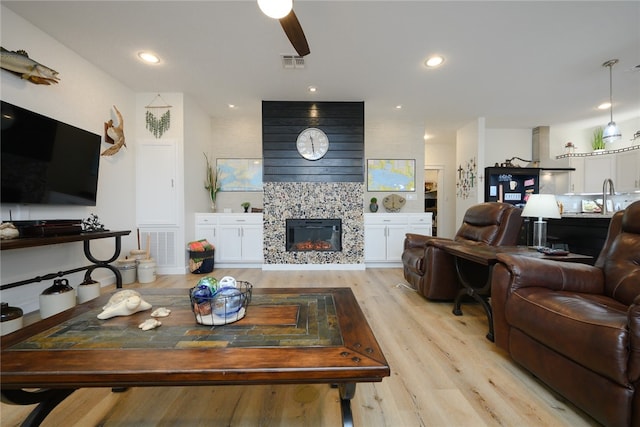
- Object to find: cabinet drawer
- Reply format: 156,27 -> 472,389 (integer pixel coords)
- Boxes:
408,214 -> 432,226
195,213 -> 216,225
364,214 -> 407,225
218,214 -> 263,225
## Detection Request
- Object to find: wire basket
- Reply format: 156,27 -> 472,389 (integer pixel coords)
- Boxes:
189,281 -> 252,326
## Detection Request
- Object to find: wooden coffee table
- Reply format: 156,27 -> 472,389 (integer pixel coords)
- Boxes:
1,287 -> 389,427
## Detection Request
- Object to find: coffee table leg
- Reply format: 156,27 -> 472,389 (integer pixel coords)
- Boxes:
2,388 -> 76,427
338,383 -> 356,427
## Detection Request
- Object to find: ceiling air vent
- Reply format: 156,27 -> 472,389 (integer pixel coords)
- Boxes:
282,55 -> 305,69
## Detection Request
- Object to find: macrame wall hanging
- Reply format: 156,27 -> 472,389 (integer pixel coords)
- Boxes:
145,94 -> 172,138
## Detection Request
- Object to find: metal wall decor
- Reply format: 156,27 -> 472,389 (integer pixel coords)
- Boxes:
456,157 -> 477,199
145,94 -> 172,138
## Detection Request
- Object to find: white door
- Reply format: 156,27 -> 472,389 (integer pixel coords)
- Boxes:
241,225 -> 264,262
217,225 -> 243,261
136,142 -> 177,225
364,225 -> 388,262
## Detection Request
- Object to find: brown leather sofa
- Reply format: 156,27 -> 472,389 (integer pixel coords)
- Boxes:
402,202 -> 522,300
492,200 -> 640,427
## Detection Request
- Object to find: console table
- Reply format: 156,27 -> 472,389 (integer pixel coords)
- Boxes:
0,230 -> 131,291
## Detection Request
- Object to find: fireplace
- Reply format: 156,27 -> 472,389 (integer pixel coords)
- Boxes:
286,219 -> 342,252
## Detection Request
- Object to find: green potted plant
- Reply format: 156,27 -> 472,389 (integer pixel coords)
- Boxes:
369,197 -> 379,213
241,202 -> 251,213
203,153 -> 220,211
592,127 -> 605,151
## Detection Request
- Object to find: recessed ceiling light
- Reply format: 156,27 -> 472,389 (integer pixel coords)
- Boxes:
308,86 -> 317,93
395,105 -> 403,110
425,55 -> 445,68
138,51 -> 160,64
228,104 -> 237,109
597,102 -> 611,110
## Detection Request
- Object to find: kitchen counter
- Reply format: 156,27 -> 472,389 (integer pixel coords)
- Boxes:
561,212 -> 616,219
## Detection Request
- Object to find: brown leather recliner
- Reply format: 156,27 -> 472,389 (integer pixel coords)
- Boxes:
402,202 -> 523,300
491,200 -> 640,427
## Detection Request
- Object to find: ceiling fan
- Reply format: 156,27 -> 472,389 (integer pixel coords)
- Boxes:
258,0 -> 310,57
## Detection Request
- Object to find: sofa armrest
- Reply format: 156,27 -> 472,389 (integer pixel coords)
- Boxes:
494,253 -> 605,294
491,253 -> 605,351
404,233 -> 451,250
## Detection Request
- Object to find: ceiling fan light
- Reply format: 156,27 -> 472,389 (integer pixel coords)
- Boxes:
603,121 -> 621,143
258,0 -> 293,19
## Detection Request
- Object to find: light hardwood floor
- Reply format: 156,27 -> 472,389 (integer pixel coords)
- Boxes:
1,268 -> 599,427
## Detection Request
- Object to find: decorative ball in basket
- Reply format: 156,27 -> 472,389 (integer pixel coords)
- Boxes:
189,276 -> 252,326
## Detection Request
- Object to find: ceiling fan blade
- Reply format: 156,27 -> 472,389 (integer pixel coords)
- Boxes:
279,9 -> 310,56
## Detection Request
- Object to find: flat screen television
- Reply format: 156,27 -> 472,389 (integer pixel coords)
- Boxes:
1,100 -> 101,206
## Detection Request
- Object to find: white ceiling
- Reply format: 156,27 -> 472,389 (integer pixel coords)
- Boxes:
3,1 -> 640,144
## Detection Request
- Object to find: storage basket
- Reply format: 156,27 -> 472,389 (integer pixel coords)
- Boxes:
189,249 -> 215,274
189,281 -> 252,326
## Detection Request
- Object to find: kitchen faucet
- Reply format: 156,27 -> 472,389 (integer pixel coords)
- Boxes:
602,178 -> 615,215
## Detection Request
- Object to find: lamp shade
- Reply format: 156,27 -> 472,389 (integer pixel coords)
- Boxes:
522,194 -> 561,219
257,0 -> 293,19
603,121 -> 622,143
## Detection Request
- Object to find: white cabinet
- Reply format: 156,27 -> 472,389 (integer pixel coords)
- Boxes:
616,150 -> 640,192
194,213 -> 218,258
364,213 -> 432,266
194,213 -> 263,267
568,157 -> 585,193
584,155 -> 615,193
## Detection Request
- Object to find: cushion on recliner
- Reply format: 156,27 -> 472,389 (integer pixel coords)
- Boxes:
506,288 -> 630,386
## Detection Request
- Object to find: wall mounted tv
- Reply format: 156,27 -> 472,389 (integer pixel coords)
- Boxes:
1,100 -> 101,206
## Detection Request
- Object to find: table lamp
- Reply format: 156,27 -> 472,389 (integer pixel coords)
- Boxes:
521,194 -> 561,248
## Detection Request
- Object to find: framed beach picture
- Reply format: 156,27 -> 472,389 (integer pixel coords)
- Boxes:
216,158 -> 263,192
367,159 -> 416,192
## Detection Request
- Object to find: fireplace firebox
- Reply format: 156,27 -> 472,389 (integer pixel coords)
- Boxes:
286,219 -> 342,252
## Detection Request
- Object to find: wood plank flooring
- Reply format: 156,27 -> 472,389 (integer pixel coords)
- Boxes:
1,268 -> 599,426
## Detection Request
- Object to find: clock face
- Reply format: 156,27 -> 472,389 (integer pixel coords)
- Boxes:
296,128 -> 329,160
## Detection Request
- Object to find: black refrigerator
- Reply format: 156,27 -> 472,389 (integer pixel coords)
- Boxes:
484,167 -> 540,209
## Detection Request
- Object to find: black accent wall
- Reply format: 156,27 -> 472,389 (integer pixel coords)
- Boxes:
262,101 -> 364,183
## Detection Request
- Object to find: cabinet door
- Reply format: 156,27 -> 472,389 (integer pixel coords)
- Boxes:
568,157 -> 584,193
241,225 -> 264,262
217,225 -> 243,261
364,224 -> 388,261
584,155 -> 614,193
386,225 -> 408,261
616,151 -> 640,191
194,225 -> 218,262
136,142 -> 177,225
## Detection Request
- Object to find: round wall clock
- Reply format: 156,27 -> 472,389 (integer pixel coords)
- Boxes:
296,127 -> 329,160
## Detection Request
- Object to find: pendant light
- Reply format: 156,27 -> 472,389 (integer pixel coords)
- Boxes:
257,0 -> 292,19
602,59 -> 621,143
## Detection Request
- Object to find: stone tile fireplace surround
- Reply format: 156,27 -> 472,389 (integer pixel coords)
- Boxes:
263,182 -> 364,268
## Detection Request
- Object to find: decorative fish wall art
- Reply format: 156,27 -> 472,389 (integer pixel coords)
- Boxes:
0,47 -> 60,85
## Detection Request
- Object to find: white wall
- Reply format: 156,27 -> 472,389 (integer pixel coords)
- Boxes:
184,95 -> 216,242
455,118 -> 485,226
365,118 -> 426,212
550,114 -> 640,157
1,6 -> 137,313
425,140 -> 456,238
485,129 -> 532,168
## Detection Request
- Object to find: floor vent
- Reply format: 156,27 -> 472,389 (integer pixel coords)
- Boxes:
282,55 -> 305,69
139,229 -> 177,268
